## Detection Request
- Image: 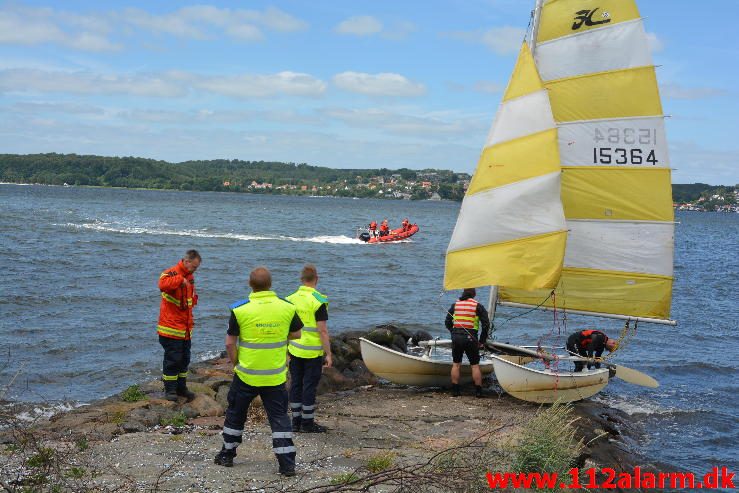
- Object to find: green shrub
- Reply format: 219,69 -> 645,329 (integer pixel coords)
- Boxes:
510,401 -> 583,479
26,447 -> 55,468
366,451 -> 395,473
160,411 -> 187,427
330,472 -> 360,485
120,384 -> 147,402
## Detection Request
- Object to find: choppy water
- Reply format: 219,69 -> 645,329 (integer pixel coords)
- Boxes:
1,183 -> 737,473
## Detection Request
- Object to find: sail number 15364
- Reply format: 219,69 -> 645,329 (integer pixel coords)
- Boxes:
592,127 -> 659,165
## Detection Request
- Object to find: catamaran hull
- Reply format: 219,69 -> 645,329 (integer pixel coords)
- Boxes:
490,355 -> 610,404
360,338 -> 528,387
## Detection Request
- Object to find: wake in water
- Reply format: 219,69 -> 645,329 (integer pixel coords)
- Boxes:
61,221 -> 365,244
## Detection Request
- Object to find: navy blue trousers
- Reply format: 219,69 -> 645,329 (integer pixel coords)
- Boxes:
159,336 -> 190,391
221,376 -> 295,470
288,355 -> 323,427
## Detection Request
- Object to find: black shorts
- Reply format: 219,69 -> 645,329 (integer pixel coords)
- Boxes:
451,335 -> 480,365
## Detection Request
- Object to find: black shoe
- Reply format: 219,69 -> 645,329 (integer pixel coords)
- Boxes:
475,386 -> 483,398
279,467 -> 296,477
300,422 -> 327,433
451,384 -> 461,397
214,449 -> 235,467
177,388 -> 196,402
164,390 -> 179,402
292,420 -> 301,433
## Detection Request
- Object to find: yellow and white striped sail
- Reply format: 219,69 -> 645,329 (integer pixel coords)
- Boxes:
499,0 -> 674,321
444,43 -> 567,291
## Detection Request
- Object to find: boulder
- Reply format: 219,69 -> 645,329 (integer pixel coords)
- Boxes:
316,367 -> 353,394
216,385 -> 229,409
392,335 -> 408,353
183,382 -> 215,399
411,330 -> 433,346
182,394 -> 224,418
203,377 -> 233,392
339,330 -> 367,342
365,329 -> 394,346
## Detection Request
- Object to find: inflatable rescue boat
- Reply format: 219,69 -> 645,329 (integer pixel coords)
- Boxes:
358,224 -> 419,243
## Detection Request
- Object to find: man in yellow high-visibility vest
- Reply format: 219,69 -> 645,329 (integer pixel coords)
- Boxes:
286,264 -> 333,433
214,267 -> 303,476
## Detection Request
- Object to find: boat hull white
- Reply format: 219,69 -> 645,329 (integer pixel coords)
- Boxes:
360,338 -> 528,387
490,355 -> 610,404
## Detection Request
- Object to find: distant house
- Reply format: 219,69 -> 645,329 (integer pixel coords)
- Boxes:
421,181 -> 432,189
223,181 -> 231,186
300,185 -> 308,191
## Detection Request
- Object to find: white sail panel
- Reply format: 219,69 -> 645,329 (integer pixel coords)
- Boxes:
558,117 -> 669,167
564,220 -> 674,276
536,20 -> 652,82
447,172 -> 564,253
485,90 -> 556,147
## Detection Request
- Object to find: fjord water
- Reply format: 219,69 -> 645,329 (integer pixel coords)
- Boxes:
1,184 -> 737,472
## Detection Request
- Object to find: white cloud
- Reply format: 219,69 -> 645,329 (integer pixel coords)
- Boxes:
332,72 -> 425,97
473,81 -> 503,94
661,83 -> 727,100
0,7 -> 120,52
0,68 -> 326,99
335,16 -> 383,36
646,32 -> 664,54
192,72 -> 326,98
670,141 -> 739,185
443,26 -> 525,55
382,21 -> 417,41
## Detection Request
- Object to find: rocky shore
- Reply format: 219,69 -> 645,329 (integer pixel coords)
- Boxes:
0,326 -> 661,492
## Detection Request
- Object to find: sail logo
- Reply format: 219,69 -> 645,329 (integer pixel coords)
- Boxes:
572,8 -> 611,30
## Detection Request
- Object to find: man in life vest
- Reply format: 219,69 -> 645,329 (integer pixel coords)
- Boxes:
287,264 -> 332,433
214,267 -> 303,475
444,288 -> 490,397
369,220 -> 378,237
158,249 -> 201,402
401,218 -> 410,232
379,219 -> 389,237
566,330 -> 618,372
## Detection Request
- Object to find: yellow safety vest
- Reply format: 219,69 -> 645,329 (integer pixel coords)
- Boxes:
231,291 -> 296,386
286,286 -> 328,359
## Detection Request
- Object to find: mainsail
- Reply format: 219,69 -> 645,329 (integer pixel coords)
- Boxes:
445,43 -> 567,291
445,0 -> 675,323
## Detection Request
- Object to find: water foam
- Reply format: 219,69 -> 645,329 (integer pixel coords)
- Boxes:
60,222 -> 364,245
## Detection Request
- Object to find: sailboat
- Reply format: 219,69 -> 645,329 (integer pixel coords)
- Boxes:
444,0 -> 675,403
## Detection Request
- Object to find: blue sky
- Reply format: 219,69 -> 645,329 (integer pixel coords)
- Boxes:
0,0 -> 736,185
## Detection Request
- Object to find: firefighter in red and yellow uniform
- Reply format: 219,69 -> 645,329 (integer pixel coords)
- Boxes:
158,249 -> 201,401
369,221 -> 378,238
379,219 -> 389,237
566,330 -> 618,372
445,288 -> 490,398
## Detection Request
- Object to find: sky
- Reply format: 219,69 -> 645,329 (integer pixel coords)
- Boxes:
0,0 -> 736,185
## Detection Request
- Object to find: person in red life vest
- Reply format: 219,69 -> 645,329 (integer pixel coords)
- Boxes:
369,220 -> 378,237
565,329 -> 618,372
401,218 -> 410,232
444,288 -> 490,398
157,249 -> 201,402
379,219 -> 389,237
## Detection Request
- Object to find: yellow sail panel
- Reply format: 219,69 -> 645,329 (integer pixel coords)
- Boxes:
499,267 -> 673,320
469,129 -> 559,195
561,168 -> 673,221
504,43 -> 544,101
445,231 -> 567,291
546,66 -> 661,123
538,0 -> 641,44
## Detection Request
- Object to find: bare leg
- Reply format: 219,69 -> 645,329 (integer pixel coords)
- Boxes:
451,363 -> 461,384
471,365 -> 482,386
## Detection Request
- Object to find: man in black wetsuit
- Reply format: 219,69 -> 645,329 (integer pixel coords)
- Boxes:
445,288 -> 490,398
565,330 -> 618,372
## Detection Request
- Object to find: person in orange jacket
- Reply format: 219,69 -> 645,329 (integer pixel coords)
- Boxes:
158,249 -> 201,401
369,220 -> 378,237
401,218 -> 410,232
379,219 -> 389,237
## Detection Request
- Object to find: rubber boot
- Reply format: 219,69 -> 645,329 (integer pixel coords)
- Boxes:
214,446 -> 236,467
475,385 -> 483,398
301,422 -> 327,433
277,454 -> 296,476
177,377 -> 196,402
292,416 -> 302,433
164,378 -> 179,402
451,384 -> 461,397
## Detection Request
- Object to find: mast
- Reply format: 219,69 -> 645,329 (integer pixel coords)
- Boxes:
529,0 -> 544,55
487,285 -> 498,321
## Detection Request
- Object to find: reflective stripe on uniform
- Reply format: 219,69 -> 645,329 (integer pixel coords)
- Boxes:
301,327 -> 319,333
272,432 -> 293,439
223,442 -> 238,449
302,404 -> 315,411
289,341 -> 323,351
161,292 -> 181,306
222,426 -> 243,437
238,341 -> 288,349
273,446 -> 296,454
162,374 -> 178,381
178,372 -> 188,378
157,325 -> 187,338
236,364 -> 287,376
301,412 -> 314,419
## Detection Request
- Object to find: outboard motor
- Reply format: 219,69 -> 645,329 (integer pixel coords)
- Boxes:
358,232 -> 371,242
